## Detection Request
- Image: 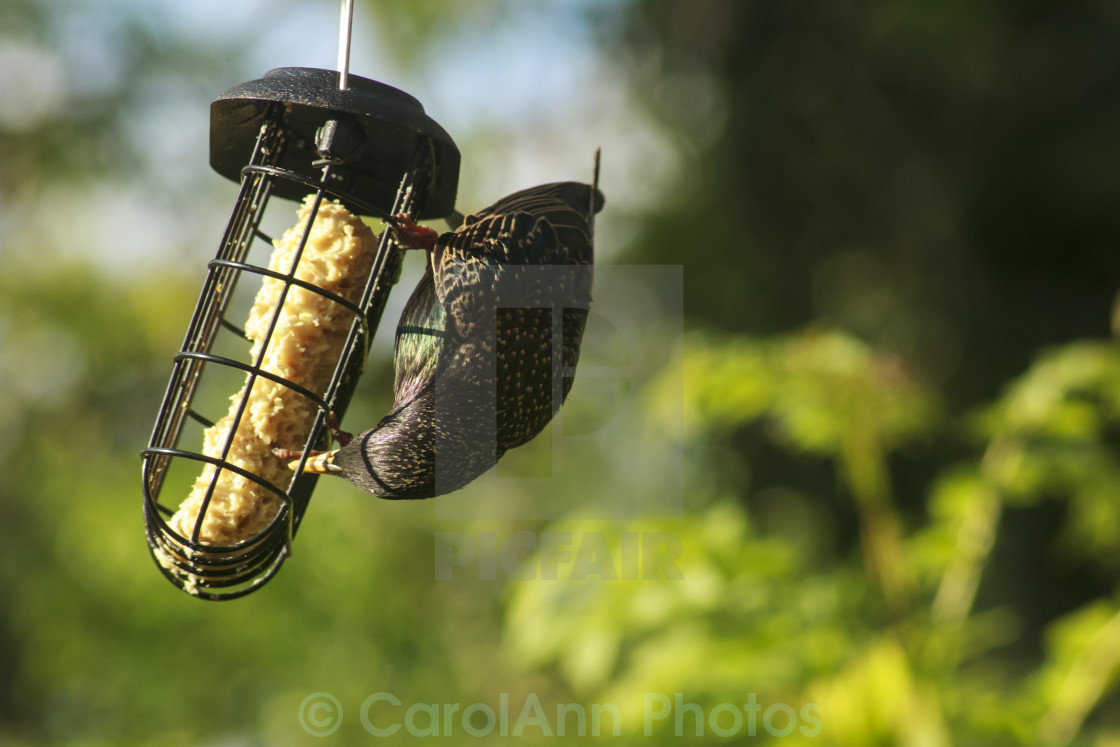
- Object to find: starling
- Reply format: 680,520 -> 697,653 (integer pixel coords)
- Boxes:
281,180 -> 604,499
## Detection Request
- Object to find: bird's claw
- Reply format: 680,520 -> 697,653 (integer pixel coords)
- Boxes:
389,214 -> 440,250
272,447 -> 315,462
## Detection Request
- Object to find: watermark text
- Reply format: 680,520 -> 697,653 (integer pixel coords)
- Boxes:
434,530 -> 684,581
298,691 -> 821,738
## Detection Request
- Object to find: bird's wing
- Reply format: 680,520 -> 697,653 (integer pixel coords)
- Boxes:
467,181 -> 602,266
430,211 -> 565,339
392,266 -> 448,403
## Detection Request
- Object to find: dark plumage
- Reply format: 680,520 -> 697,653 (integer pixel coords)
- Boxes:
290,180 -> 604,499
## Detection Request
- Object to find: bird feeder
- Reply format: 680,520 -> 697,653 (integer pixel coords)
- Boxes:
140,7 -> 459,599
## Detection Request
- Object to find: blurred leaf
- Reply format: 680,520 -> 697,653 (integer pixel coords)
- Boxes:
1033,599 -> 1120,746
807,636 -> 950,747
981,343 -> 1120,441
674,329 -> 941,456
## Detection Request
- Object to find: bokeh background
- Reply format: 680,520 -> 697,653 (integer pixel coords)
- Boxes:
3,0 -> 1120,744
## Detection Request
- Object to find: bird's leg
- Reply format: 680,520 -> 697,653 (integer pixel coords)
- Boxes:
390,214 -> 440,250
327,410 -> 353,447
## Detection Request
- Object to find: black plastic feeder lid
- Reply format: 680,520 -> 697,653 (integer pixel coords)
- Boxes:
210,67 -> 460,219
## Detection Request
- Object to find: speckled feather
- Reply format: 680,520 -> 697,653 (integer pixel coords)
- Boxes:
329,181 -> 604,499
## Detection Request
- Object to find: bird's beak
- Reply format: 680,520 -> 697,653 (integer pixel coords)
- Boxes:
289,449 -> 343,474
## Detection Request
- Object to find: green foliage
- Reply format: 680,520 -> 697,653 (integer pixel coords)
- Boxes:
679,330 -> 939,454
504,328 -> 1120,745
974,344 -> 1120,564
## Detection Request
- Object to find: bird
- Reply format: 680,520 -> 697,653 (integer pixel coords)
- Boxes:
277,179 -> 604,499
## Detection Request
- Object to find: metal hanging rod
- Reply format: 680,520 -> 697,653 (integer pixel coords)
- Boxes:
338,0 -> 355,91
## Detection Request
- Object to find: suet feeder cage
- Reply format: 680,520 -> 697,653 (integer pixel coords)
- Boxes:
141,4 -> 459,599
